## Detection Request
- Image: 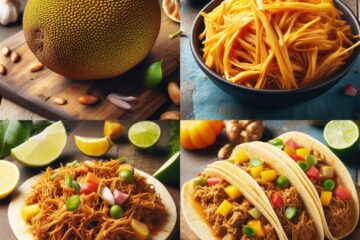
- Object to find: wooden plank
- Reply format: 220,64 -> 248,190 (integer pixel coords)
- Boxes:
0,8 -> 180,120
0,98 -> 44,120
0,120 -> 179,239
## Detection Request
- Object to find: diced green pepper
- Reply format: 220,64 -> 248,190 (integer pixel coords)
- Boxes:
249,159 -> 262,167
305,155 -> 317,166
276,176 -> 290,188
73,181 -> 80,194
324,179 -> 335,191
193,176 -> 207,187
66,160 -> 78,167
285,207 -> 297,220
248,207 -> 262,219
269,138 -> 284,149
243,226 -> 256,237
297,161 -> 309,172
65,175 -> 73,187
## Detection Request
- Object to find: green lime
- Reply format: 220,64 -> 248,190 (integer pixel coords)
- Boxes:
11,121 -> 67,167
154,151 -> 180,186
128,121 -> 161,149
324,121 -> 359,154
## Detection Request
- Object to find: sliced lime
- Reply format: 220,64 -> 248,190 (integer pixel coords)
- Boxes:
153,151 -> 180,186
11,121 -> 67,167
324,121 -> 359,152
128,121 -> 161,149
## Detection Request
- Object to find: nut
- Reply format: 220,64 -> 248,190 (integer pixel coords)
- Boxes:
1,47 -> 11,57
162,0 -> 180,23
30,63 -> 44,72
0,64 -> 6,75
54,97 -> 67,105
218,144 -> 233,160
160,111 -> 180,120
224,120 -> 264,144
78,95 -> 99,105
10,51 -> 20,63
167,81 -> 180,105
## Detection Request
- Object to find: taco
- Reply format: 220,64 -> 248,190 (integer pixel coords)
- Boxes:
264,131 -> 359,239
181,166 -> 287,240
8,160 -> 177,240
211,142 -> 324,240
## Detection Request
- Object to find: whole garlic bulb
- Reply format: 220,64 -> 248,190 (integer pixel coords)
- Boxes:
0,0 -> 19,25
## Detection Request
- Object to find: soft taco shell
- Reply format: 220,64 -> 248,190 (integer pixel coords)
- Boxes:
181,167 -> 287,240
211,142 -> 324,240
8,169 -> 177,240
269,131 -> 359,239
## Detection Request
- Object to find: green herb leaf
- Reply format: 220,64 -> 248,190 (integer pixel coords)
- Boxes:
32,121 -> 53,135
0,121 -> 32,157
144,60 -> 163,89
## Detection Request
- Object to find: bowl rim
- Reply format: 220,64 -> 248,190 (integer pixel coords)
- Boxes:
190,0 -> 360,94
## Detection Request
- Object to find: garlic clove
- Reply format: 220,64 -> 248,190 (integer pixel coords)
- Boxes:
0,0 -> 20,26
107,94 -> 132,110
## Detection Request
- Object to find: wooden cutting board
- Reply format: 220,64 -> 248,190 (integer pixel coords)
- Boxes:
0,10 -> 179,120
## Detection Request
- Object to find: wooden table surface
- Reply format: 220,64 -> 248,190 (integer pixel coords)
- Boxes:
180,120 -> 360,239
0,120 -> 180,239
0,0 -> 178,120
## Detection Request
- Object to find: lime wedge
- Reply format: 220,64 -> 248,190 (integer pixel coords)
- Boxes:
153,151 -> 180,186
0,160 -> 19,199
324,120 -> 359,153
128,121 -> 161,149
11,121 -> 67,167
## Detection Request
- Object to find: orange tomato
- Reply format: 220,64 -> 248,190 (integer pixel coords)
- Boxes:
180,120 -> 224,150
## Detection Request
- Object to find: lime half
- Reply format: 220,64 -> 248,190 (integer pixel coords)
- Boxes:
153,151 -> 180,186
128,121 -> 161,149
324,120 -> 359,152
11,121 -> 67,167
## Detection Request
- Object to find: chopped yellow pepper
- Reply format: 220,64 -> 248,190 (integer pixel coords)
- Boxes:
296,148 -> 310,158
224,185 -> 241,199
235,149 -> 249,164
321,191 -> 332,206
261,170 -> 277,182
22,204 -> 40,221
216,200 -> 233,217
248,220 -> 264,237
251,165 -> 263,178
284,145 -> 295,156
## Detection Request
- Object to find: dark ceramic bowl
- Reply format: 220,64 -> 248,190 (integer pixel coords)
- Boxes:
190,0 -> 360,106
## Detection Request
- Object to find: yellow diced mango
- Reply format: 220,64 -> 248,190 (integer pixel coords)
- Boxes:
251,165 -> 263,178
321,191 -> 332,206
261,170 -> 277,182
284,145 -> 295,156
224,185 -> 241,199
216,200 -> 233,217
296,148 -> 310,158
131,219 -> 149,240
22,204 -> 40,221
248,220 -> 264,237
235,149 -> 249,164
320,166 -> 334,178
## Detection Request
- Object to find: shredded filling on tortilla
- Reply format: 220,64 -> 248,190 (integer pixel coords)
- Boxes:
24,160 -> 167,240
194,176 -> 278,240
237,161 -> 317,239
311,149 -> 354,236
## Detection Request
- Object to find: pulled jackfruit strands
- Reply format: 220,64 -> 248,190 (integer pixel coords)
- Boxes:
200,0 -> 360,89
